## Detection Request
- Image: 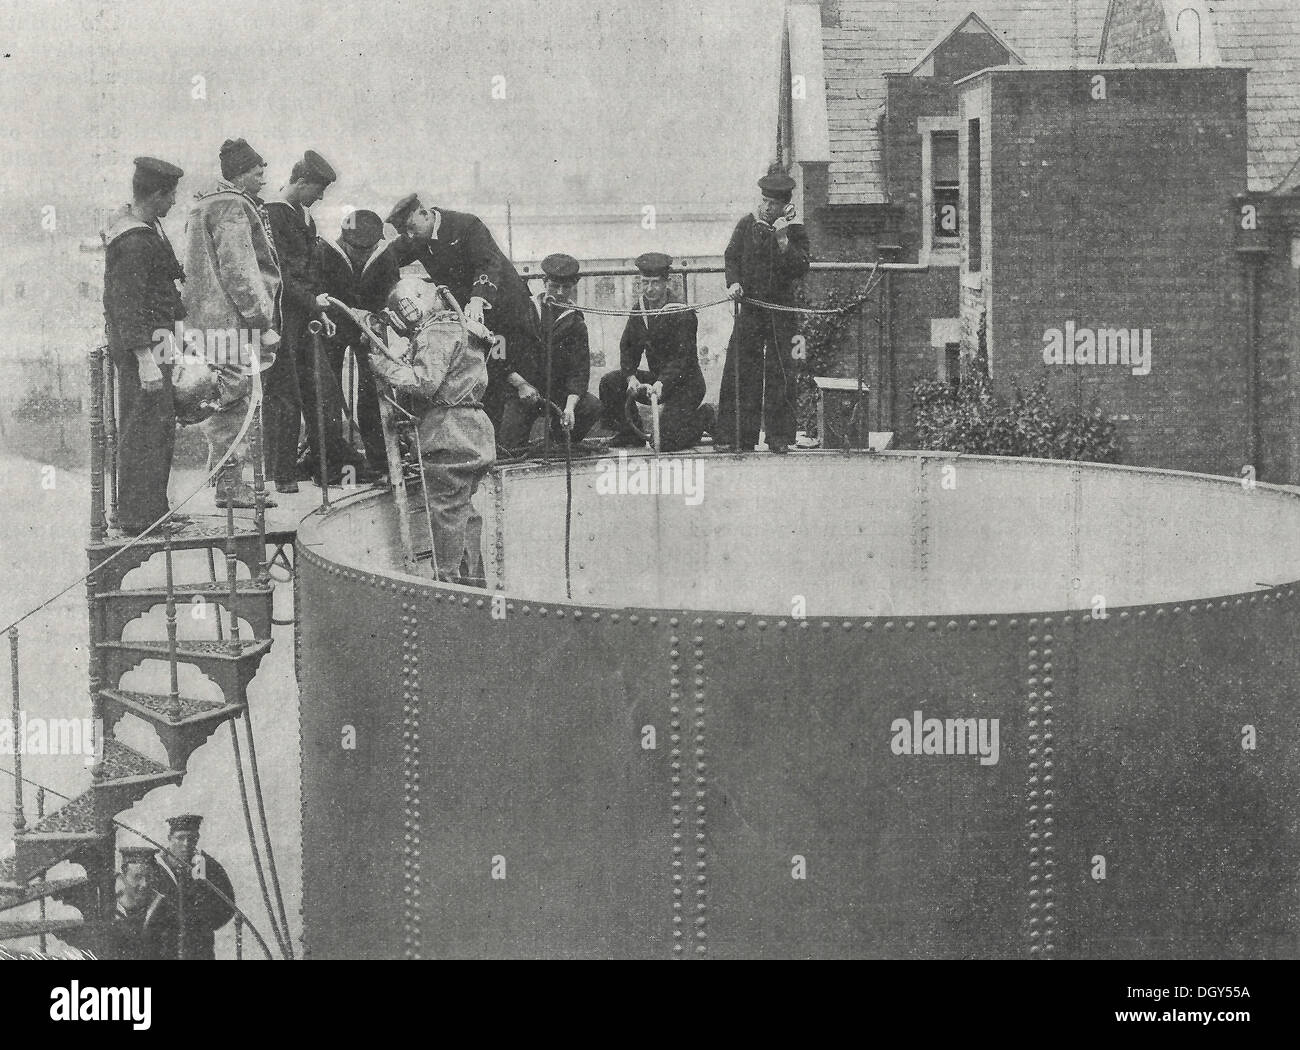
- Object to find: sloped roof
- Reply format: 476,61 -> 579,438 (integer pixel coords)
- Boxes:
814,1 -> 1111,203
1203,1 -> 1300,192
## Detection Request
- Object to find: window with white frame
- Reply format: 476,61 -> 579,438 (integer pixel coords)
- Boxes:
920,119 -> 961,263
932,132 -> 960,242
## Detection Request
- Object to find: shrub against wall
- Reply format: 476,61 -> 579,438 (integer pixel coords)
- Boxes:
909,363 -> 1121,463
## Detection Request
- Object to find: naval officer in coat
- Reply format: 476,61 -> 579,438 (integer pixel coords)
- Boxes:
386,193 -> 543,441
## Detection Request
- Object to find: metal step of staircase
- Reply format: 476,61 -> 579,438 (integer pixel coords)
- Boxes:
92,738 -> 184,819
96,580 -> 275,642
0,862 -> 90,914
100,688 -> 244,770
9,741 -> 179,883
97,637 -> 273,708
86,520 -> 291,593
10,794 -> 107,882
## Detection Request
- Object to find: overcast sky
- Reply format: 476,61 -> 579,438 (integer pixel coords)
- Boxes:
0,0 -> 787,236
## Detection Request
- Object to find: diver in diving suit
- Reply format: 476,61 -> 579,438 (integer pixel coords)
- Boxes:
365,278 -> 496,584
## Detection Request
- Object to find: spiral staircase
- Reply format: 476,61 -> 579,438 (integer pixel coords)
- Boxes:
1,345 -> 291,958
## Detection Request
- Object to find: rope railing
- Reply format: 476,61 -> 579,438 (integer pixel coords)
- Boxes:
317,259 -> 910,464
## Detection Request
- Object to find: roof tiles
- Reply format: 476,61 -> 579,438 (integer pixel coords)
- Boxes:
818,1 -> 1111,203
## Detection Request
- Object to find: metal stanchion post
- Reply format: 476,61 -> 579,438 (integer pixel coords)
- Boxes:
542,302 -> 554,464
248,351 -> 268,584
733,302 -> 742,450
308,321 -> 330,509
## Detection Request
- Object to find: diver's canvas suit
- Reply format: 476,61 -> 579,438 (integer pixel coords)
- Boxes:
367,285 -> 495,582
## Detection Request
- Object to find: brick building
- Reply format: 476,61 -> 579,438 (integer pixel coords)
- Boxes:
776,0 -> 1300,481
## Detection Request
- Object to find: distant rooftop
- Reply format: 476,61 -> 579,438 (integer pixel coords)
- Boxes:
1101,0 -> 1300,192
801,0 -> 1110,204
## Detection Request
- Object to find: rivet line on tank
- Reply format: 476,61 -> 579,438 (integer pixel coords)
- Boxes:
668,632 -> 684,953
691,628 -> 709,958
402,608 -> 423,960
1027,619 -> 1055,959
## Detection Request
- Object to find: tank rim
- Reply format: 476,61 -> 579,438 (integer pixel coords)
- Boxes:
296,452 -> 1300,623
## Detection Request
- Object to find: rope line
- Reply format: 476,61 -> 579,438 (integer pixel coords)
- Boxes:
530,291 -> 876,319
240,705 -> 293,958
204,551 -> 292,959
227,718 -> 291,959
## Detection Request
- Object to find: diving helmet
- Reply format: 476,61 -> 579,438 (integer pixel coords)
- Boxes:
172,353 -> 221,426
387,278 -> 443,332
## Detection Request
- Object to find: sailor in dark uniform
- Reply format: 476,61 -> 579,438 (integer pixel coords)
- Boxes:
101,156 -> 188,535
265,150 -> 368,490
385,193 -> 543,440
151,814 -> 236,961
110,846 -> 169,961
499,253 -> 600,449
716,172 -> 812,453
319,209 -> 399,476
598,252 -> 708,452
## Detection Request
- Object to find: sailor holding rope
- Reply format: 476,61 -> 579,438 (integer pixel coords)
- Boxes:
716,172 -> 811,453
598,252 -> 709,452
499,253 -> 601,449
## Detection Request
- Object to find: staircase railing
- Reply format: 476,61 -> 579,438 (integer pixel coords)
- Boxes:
9,628 -> 23,837
164,535 -> 181,720
103,352 -> 118,531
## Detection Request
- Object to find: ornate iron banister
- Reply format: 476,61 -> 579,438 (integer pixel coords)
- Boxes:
9,627 -> 24,835
102,352 -> 118,530
164,533 -> 181,719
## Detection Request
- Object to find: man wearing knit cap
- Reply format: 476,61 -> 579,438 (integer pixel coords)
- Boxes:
385,193 -> 542,443
264,150 -> 368,490
101,156 -> 188,534
181,138 -> 282,508
319,208 -> 399,475
150,813 -> 236,960
716,170 -> 811,453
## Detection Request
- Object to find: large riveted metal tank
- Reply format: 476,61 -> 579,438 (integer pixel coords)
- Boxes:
296,451 -> 1300,959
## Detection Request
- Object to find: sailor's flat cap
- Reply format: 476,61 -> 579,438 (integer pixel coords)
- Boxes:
541,253 -> 580,280
757,172 -> 796,201
386,193 -> 422,228
166,814 -> 203,833
133,156 -> 184,182
119,846 -> 157,866
341,208 -> 384,248
634,252 -> 673,277
300,149 -> 337,185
